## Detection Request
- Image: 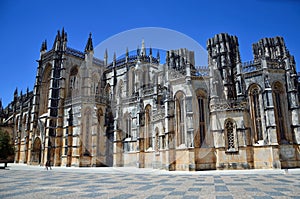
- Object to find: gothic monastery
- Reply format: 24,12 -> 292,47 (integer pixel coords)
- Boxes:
1,29 -> 300,171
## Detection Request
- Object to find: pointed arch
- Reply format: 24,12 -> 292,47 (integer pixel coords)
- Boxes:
32,137 -> 41,164
145,104 -> 152,149
104,83 -> 111,100
175,91 -> 185,147
195,89 -> 208,147
40,64 -> 52,115
128,67 -> 135,96
248,84 -> 263,142
224,118 -> 238,152
272,81 -> 287,143
123,112 -> 132,139
117,80 -> 124,98
68,66 -> 79,98
91,72 -> 100,95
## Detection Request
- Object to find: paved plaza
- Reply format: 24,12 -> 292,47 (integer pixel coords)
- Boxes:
0,164 -> 300,199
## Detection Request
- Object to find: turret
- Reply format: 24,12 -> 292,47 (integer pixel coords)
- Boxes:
252,36 -> 287,61
207,33 -> 241,99
52,28 -> 67,52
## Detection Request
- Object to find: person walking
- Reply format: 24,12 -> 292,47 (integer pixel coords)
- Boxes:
45,160 -> 52,170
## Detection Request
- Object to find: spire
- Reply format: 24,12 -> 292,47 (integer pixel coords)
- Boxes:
126,47 -> 129,63
104,48 -> 108,66
40,40 -> 47,52
126,47 -> 129,57
14,88 -> 18,96
61,27 -> 67,42
113,52 -> 116,61
14,88 -> 18,101
85,33 -> 94,53
141,39 -> 146,56
113,52 -> 116,67
52,30 -> 61,49
157,50 -> 160,63
149,46 -> 152,56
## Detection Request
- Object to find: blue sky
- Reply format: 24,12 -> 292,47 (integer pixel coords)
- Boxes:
0,0 -> 300,106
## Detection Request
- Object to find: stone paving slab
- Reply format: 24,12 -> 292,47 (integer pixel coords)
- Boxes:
0,164 -> 300,198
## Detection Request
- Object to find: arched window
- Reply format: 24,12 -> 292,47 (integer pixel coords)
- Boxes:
124,113 -> 132,139
175,92 -> 185,147
104,84 -> 111,100
225,119 -> 238,152
272,82 -> 286,142
118,80 -> 124,98
68,66 -> 78,97
145,105 -> 152,149
196,89 -> 207,147
32,137 -> 41,163
97,108 -> 103,124
249,85 -> 263,142
40,65 -> 52,115
91,73 -> 99,95
128,68 -> 135,96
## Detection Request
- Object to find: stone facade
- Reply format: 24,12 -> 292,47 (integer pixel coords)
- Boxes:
1,29 -> 300,170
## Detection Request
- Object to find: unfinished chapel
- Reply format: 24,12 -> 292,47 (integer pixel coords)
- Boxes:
1,29 -> 300,171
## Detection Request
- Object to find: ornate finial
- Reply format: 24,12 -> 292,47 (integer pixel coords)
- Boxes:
141,39 -> 146,56
126,47 -> 129,57
84,32 -> 94,53
61,27 -> 67,42
104,49 -> 108,66
52,30 -> 61,49
113,52 -> 116,61
113,52 -> 116,67
157,50 -> 160,63
14,87 -> 18,96
40,40 -> 47,52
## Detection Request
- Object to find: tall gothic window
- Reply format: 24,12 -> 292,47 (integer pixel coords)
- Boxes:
125,113 -> 132,138
175,92 -> 185,147
145,105 -> 152,149
91,73 -> 99,95
128,68 -> 135,96
225,119 -> 238,152
40,65 -> 52,115
249,86 -> 263,142
196,90 -> 207,147
273,82 -> 286,142
68,66 -> 78,97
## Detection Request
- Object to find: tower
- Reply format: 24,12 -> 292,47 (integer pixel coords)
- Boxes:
207,33 -> 241,100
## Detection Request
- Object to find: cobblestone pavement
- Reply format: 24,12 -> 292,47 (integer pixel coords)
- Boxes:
1,164 -> 300,199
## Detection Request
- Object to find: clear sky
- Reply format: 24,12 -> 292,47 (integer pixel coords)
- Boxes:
0,0 -> 300,107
